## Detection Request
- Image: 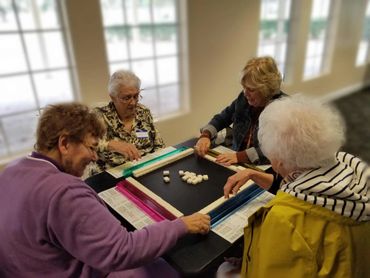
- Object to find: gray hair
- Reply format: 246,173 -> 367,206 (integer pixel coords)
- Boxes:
108,69 -> 141,97
258,95 -> 346,171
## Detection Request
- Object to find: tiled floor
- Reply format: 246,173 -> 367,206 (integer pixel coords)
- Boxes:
332,88 -> 370,163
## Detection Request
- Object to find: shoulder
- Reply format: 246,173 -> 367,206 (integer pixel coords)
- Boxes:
46,172 -> 97,198
94,102 -> 112,114
235,91 -> 246,103
137,103 -> 150,112
136,104 -> 154,119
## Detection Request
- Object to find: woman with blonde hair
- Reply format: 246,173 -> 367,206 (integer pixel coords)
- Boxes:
195,56 -> 286,166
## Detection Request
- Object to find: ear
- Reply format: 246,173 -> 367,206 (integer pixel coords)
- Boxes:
58,134 -> 70,155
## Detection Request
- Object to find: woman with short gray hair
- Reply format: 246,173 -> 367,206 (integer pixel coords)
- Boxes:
88,69 -> 165,176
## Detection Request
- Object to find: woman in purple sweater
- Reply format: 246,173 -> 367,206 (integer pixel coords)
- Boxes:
0,103 -> 210,278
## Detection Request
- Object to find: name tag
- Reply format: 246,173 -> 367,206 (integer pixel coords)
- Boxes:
136,129 -> 149,138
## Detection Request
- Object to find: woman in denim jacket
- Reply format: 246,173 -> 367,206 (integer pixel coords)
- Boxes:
195,56 -> 286,166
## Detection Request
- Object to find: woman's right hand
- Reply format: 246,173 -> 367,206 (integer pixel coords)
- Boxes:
195,137 -> 211,157
108,140 -> 141,161
181,213 -> 211,235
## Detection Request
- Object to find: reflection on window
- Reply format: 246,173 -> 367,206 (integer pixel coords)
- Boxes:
356,0 -> 370,66
303,0 -> 332,79
0,0 -> 75,159
100,0 -> 181,118
258,0 -> 292,75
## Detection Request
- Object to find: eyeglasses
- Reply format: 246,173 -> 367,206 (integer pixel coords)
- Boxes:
117,91 -> 143,103
82,142 -> 98,155
243,86 -> 258,93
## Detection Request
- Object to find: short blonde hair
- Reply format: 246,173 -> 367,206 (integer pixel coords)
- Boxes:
241,56 -> 282,99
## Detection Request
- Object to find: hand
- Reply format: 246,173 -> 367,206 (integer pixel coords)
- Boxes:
223,169 -> 256,199
181,213 -> 211,235
215,153 -> 238,166
194,137 -> 211,157
224,257 -> 242,268
108,140 -> 141,161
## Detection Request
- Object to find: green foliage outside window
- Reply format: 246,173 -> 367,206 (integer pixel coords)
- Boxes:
105,23 -> 176,41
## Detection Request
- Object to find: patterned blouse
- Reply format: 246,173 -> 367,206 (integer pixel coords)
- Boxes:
87,102 -> 165,176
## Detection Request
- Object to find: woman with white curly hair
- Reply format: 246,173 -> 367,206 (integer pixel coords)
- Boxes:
220,95 -> 370,277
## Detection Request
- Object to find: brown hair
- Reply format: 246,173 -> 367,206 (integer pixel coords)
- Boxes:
241,56 -> 282,99
35,103 -> 106,152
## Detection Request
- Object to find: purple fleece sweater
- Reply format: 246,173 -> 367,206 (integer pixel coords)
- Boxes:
0,156 -> 187,277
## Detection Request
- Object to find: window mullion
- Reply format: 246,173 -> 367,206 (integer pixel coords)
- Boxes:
11,0 -> 41,110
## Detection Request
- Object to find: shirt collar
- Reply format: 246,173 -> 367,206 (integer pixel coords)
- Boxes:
30,151 -> 65,172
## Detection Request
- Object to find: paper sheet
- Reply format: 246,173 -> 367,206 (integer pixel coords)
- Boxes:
211,191 -> 274,243
99,187 -> 155,229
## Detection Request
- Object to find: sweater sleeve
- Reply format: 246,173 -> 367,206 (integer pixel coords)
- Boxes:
47,181 -> 187,272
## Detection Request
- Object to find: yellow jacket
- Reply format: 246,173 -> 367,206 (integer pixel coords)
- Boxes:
241,191 -> 370,278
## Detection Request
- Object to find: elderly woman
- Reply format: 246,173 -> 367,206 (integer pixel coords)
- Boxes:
220,95 -> 370,277
88,70 -> 165,175
195,56 -> 285,166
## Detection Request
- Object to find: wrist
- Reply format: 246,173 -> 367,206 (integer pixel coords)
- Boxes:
236,151 -> 248,163
107,140 -> 119,151
199,130 -> 211,140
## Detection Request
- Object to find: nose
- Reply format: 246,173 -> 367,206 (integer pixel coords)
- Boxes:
91,150 -> 98,161
243,89 -> 251,97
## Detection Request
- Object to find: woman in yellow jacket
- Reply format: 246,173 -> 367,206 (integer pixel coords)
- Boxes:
221,95 -> 370,277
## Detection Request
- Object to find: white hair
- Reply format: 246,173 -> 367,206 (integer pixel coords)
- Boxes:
258,95 -> 346,171
108,69 -> 141,97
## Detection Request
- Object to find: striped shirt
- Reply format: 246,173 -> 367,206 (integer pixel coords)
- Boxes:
280,152 -> 370,221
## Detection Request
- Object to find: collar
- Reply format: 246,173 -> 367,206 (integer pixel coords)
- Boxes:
30,151 -> 65,172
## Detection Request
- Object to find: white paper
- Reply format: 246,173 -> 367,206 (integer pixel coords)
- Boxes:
211,191 -> 274,243
98,187 -> 155,229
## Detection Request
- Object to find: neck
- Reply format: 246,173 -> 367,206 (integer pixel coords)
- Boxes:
38,149 -> 61,165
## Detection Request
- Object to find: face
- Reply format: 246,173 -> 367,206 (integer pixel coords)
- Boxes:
62,134 -> 99,177
242,86 -> 268,107
111,85 -> 141,119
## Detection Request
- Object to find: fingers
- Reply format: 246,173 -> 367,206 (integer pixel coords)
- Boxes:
231,180 -> 245,195
124,144 -> 141,161
194,138 -> 210,157
182,213 -> 211,234
215,153 -> 237,166
223,170 -> 251,198
223,176 -> 236,199
215,154 -> 228,163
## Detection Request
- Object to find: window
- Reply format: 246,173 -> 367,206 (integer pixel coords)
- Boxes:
303,0 -> 334,79
100,0 -> 183,118
0,0 -> 75,159
356,0 -> 370,66
258,0 -> 292,75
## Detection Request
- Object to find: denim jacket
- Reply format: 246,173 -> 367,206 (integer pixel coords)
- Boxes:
201,91 -> 285,164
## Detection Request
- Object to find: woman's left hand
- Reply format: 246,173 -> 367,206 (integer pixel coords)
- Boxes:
216,153 -> 238,166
